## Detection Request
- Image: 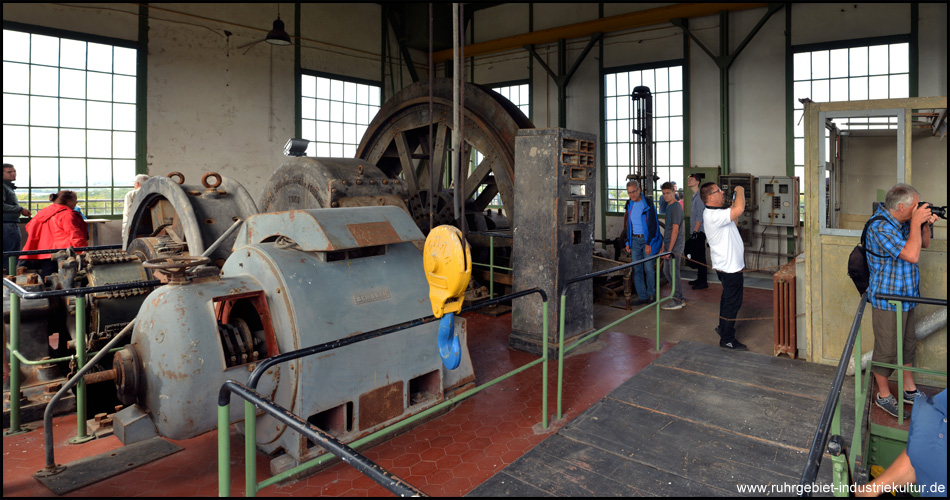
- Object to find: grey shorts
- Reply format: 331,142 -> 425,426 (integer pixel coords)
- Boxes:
870,306 -> 917,378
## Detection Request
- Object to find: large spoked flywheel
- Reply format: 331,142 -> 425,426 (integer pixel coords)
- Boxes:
356,78 -> 533,234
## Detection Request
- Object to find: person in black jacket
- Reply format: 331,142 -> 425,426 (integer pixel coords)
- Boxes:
3,163 -> 31,274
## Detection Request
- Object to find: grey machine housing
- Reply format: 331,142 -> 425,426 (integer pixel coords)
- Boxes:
113,205 -> 474,469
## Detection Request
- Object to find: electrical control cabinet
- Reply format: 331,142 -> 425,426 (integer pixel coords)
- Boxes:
719,173 -> 756,243
755,176 -> 800,227
511,128 -> 596,356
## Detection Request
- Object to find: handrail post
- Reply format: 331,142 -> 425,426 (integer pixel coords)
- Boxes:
655,258 -> 660,350
68,294 -> 91,443
892,300 -> 905,426
541,299 -> 549,429
489,235 -> 495,298
852,324 -> 863,479
557,294 -> 566,421
4,291 -> 25,435
7,255 -> 15,275
218,403 -> 231,497
245,399 -> 257,497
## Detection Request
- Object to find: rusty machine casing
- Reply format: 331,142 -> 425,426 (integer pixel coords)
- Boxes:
510,128 -> 597,356
111,206 -> 475,471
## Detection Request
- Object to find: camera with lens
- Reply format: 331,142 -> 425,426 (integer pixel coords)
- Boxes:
918,202 -> 947,220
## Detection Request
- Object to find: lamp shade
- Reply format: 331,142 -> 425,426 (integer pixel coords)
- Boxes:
265,17 -> 291,45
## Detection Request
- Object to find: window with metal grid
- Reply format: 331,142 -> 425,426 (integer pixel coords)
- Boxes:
791,39 -> 910,221
3,28 -> 139,216
603,63 -> 684,214
300,72 -> 381,159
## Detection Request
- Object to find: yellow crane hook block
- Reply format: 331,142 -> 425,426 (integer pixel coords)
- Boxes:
423,225 -> 472,318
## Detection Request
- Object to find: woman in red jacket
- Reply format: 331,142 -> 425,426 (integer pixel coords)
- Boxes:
21,190 -> 88,276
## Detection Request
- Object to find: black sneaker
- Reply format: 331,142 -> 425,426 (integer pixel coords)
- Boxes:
875,393 -> 910,419
692,283 -> 709,290
903,389 -> 920,404
719,339 -> 747,351
688,279 -> 699,285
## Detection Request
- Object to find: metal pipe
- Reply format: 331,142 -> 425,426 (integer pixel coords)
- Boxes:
219,381 -> 426,497
6,292 -> 23,434
452,2 -> 462,220
42,320 -> 135,471
200,218 -> 243,259
72,295 -> 89,442
3,276 -> 161,300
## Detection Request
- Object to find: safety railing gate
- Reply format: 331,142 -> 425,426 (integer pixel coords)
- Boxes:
554,251 -> 672,419
217,288 -> 551,497
799,293 -> 947,497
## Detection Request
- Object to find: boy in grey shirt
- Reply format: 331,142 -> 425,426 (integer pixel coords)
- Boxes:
660,181 -> 686,309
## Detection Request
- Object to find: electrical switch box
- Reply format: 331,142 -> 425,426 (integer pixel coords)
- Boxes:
755,176 -> 800,227
719,173 -> 756,243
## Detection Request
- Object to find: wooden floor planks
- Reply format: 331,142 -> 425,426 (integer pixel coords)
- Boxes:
471,340 -> 855,497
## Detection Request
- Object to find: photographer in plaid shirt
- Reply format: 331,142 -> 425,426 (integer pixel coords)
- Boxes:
866,183 -> 939,419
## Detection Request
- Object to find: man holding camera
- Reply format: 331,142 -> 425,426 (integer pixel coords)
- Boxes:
701,181 -> 747,351
866,183 -> 938,419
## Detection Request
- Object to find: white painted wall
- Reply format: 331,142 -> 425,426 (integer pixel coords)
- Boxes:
2,3 -> 946,252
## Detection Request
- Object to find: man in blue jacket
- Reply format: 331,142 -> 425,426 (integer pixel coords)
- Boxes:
623,179 -> 663,305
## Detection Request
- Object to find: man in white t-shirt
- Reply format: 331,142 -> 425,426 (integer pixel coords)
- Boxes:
701,182 -> 747,351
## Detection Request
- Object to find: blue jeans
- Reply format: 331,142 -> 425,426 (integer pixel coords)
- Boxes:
3,222 -> 21,274
629,235 -> 655,300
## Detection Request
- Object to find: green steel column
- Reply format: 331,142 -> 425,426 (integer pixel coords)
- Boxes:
245,400 -> 257,497
719,11 -> 730,175
219,404 -> 231,497
4,293 -> 25,435
851,325 -> 864,479
489,235 -> 494,298
7,256 -> 15,275
830,404 -> 848,496
542,300 -> 549,429
557,294 -> 567,420
69,295 -> 91,443
655,259 -> 660,350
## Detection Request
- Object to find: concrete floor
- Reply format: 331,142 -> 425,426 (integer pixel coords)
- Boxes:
593,268 -> 781,357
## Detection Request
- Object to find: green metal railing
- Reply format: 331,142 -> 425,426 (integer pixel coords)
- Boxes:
555,251 -> 672,420
467,231 -> 513,299
3,245 -> 158,439
800,293 -> 947,497
218,287 -> 551,497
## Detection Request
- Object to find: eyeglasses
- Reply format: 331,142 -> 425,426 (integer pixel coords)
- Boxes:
710,189 -> 722,195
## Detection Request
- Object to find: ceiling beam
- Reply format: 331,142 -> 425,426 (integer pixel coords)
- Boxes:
432,2 -> 768,64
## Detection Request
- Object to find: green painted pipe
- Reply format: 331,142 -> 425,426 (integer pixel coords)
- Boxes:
245,400 -> 257,497
74,295 -> 88,440
218,404 -> 230,497
6,293 -> 22,434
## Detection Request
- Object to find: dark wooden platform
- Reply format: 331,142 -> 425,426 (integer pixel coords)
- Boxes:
470,340 -> 855,497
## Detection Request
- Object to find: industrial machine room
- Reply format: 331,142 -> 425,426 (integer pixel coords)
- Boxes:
2,3 -> 947,498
